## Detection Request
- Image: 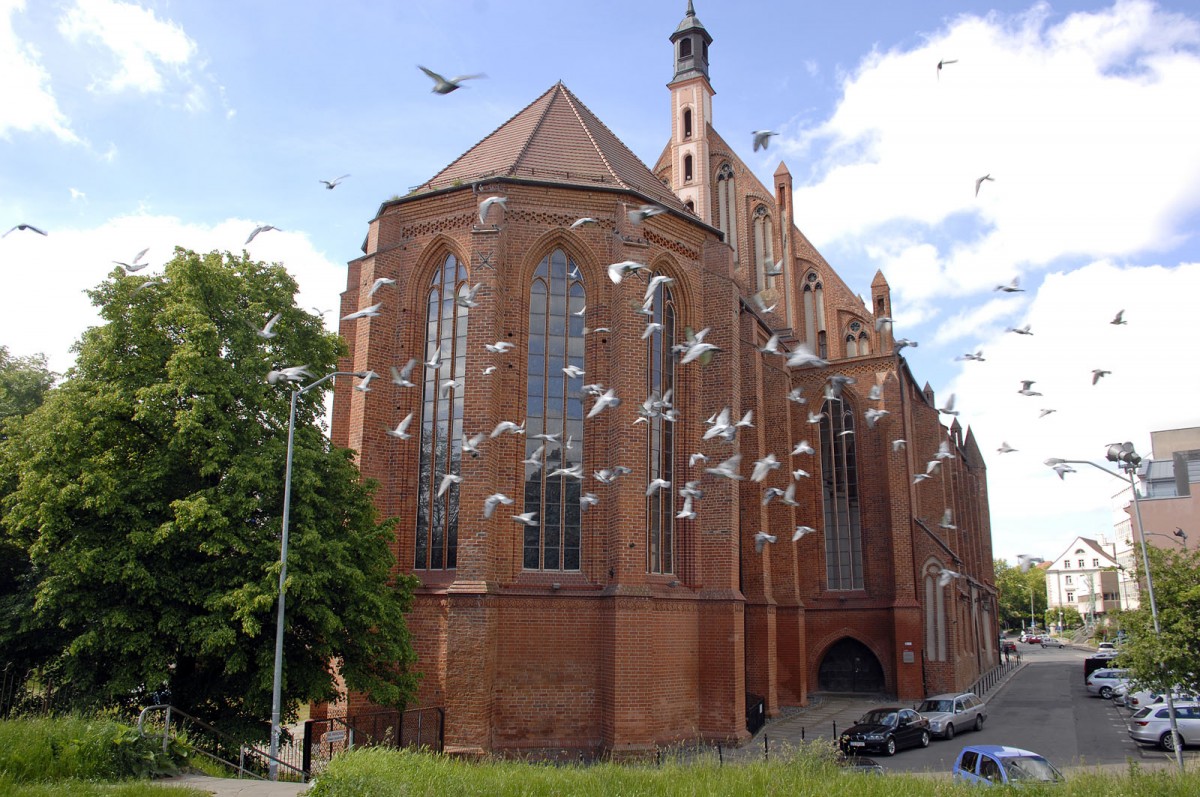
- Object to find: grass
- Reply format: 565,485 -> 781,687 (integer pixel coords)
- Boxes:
308,746 -> 1200,797
0,715 -> 187,783
0,775 -> 201,797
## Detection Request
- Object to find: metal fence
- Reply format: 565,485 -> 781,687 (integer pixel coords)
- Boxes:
302,707 -> 444,775
969,659 -> 1019,698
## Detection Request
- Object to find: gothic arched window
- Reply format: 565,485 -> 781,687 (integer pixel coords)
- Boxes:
647,276 -> 677,574
679,38 -> 693,59
820,397 -> 863,590
682,108 -> 692,139
753,205 -> 776,291
684,154 -> 693,182
523,248 -> 586,571
715,163 -> 738,262
924,563 -> 947,661
415,254 -> 469,570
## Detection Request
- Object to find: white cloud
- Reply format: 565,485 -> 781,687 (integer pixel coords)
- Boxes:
946,259 -> 1200,561
0,0 -> 79,143
931,295 -> 1025,347
69,187 -> 86,201
785,1 -> 1200,308
0,214 -> 348,375
58,0 -> 197,95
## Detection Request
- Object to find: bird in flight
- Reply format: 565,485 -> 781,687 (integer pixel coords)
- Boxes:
956,351 -> 985,362
245,225 -> 279,244
355,370 -> 380,392
267,365 -> 312,384
483,493 -> 514,519
997,441 -> 1017,454
342,303 -> 382,321
937,58 -> 958,77
587,388 -> 620,419
386,413 -> 415,440
319,174 -> 349,190
419,65 -> 486,94
1039,408 -> 1056,418
478,196 -> 507,225
937,568 -> 961,588
456,282 -> 483,308
754,532 -> 777,554
1092,369 -> 1111,385
975,174 -> 994,197
1017,380 -> 1041,397
1006,324 -> 1033,336
1110,309 -> 1126,325
369,277 -> 396,296
607,260 -> 648,284
994,277 -> 1023,293
257,313 -> 282,339
792,526 -> 816,542
391,359 -> 418,387
627,204 -> 666,225
752,130 -> 778,151
938,393 -> 958,416
1051,462 -> 1076,479
114,248 -> 150,271
511,512 -> 539,526
570,217 -> 599,229
2,223 -> 47,237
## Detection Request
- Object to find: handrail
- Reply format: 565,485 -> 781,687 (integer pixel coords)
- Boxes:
137,704 -> 307,782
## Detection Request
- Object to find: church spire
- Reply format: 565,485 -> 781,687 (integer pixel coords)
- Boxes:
671,1 -> 712,82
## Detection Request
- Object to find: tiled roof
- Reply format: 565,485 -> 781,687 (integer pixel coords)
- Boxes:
417,82 -> 686,211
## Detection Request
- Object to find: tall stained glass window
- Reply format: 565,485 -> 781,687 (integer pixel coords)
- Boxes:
647,277 -> 676,574
820,398 -> 863,589
523,249 -> 585,570
415,254 -> 468,570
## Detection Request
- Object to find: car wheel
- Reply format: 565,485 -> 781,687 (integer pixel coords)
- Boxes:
1161,732 -> 1179,752
974,715 -> 984,732
944,723 -> 955,740
885,737 -> 897,756
920,730 -> 930,748
1100,686 -> 1113,699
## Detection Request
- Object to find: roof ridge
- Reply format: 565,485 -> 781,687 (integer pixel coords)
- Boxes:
510,82 -> 565,178
557,84 -> 630,192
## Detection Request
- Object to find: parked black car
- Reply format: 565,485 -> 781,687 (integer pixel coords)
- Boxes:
839,707 -> 931,756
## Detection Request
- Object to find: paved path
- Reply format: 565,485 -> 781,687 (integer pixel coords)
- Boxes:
159,774 -> 310,796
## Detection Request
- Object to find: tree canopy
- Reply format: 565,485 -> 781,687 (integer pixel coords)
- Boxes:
994,558 -> 1049,631
1117,547 -> 1200,695
0,249 -> 417,731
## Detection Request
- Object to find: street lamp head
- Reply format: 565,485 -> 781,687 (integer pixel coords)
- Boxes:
1105,442 -> 1141,468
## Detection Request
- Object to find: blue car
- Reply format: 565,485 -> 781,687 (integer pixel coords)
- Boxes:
952,744 -> 1065,785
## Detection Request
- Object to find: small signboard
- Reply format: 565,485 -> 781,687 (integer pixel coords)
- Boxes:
902,651 -> 915,663
322,729 -> 347,744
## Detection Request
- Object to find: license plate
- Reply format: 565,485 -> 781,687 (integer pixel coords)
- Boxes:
850,741 -> 866,747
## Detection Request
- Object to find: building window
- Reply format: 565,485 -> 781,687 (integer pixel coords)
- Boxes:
821,398 -> 863,590
685,199 -> 695,213
716,163 -> 738,261
1064,560 -> 1070,568
682,108 -> 692,139
753,205 -> 775,291
523,248 -> 586,571
1065,575 -> 1073,584
647,276 -> 677,574
684,154 -> 693,182
858,332 -> 870,355
1093,558 -> 1100,567
415,254 -> 469,570
1078,559 -> 1085,568
818,330 -> 827,359
924,566 -> 947,661
845,335 -> 857,357
1067,592 -> 1074,603
679,38 -> 692,59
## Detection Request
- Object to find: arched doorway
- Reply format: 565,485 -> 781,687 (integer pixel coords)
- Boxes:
817,638 -> 885,693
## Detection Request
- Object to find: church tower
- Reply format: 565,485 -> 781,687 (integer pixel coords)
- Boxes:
667,2 -> 715,223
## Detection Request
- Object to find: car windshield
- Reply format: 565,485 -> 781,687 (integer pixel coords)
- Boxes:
918,700 -> 953,713
859,710 -> 897,726
1004,756 -> 1063,782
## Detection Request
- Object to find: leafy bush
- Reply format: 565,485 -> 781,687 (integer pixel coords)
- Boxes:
0,716 -> 188,782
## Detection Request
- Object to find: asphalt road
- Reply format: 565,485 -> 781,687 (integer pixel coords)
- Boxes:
872,643 -> 1195,774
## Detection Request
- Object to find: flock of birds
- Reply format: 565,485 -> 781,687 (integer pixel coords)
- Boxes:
1,59 -> 1128,584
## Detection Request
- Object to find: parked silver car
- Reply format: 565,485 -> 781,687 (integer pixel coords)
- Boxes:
916,692 -> 988,739
1127,703 -> 1200,751
1086,668 -> 1131,699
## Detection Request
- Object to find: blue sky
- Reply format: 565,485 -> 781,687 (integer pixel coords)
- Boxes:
2,0 -> 1199,565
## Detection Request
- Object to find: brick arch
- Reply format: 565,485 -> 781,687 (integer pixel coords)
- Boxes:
810,632 -> 888,693
518,227 -> 604,301
399,233 -> 472,318
645,252 -> 696,329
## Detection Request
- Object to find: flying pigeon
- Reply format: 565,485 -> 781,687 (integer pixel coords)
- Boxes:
895,338 -> 919,352
424,345 -> 442,369
939,508 -> 956,530
580,492 -> 600,510
485,340 -> 515,354
463,433 -> 485,457
319,174 -> 349,189
787,387 -> 806,404
752,292 -> 777,314
1006,324 -> 1033,336
867,383 -> 883,401
974,174 -> 994,197
754,532 -> 777,554
607,260 -> 648,284
386,413 -> 414,440
676,496 -> 697,520
570,217 -> 599,229
792,440 -> 814,456
938,568 -> 961,588
892,439 -> 907,451
456,282 -> 483,308
956,351 -> 985,362
1017,380 -> 1041,397
391,359 -> 419,387
490,420 -> 525,438
704,453 -> 744,480
419,65 -> 486,94
587,388 -> 621,419
257,313 -> 282,339
994,277 -> 1023,293
864,408 -> 889,428
689,453 -> 708,467
750,454 -> 781,483
369,277 -> 396,296
937,58 -> 958,77
1110,310 -> 1126,325
354,370 -> 380,392
752,130 -> 778,151
2,223 -> 48,237
511,512 -> 539,526
478,196 -> 507,225
1052,462 -> 1076,479
437,473 -> 462,498
938,393 -> 958,416
114,248 -> 150,271
342,303 -> 383,321
644,274 -> 674,302
997,441 -> 1017,454
245,225 -> 279,244
267,365 -> 312,384
1092,369 -> 1111,385
483,493 -> 514,519
1039,408 -> 1057,418
627,204 -> 666,225
792,526 -> 816,542
786,344 -> 829,368
645,478 -> 671,496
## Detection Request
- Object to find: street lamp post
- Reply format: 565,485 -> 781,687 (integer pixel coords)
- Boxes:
1047,444 -> 1185,770
1029,586 -> 1036,632
268,370 -> 366,779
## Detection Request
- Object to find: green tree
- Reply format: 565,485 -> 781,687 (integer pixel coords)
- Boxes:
1117,547 -> 1200,694
0,249 -> 417,731
994,558 -> 1048,631
0,346 -> 55,432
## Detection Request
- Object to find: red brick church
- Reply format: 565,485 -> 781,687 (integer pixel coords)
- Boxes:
328,3 -> 998,758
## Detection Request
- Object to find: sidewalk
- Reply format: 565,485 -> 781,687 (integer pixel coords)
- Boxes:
159,773 -> 310,796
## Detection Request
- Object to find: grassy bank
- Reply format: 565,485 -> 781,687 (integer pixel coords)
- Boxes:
308,746 -> 1200,797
